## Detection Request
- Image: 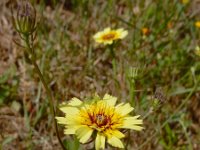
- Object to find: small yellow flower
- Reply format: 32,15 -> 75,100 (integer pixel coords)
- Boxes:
167,22 -> 173,29
195,21 -> 200,28
56,94 -> 143,150
93,27 -> 128,45
182,0 -> 189,4
142,27 -> 150,35
195,46 -> 200,56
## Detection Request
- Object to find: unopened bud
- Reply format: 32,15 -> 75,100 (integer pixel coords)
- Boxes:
128,67 -> 139,80
154,87 -> 166,103
12,0 -> 36,35
152,98 -> 160,108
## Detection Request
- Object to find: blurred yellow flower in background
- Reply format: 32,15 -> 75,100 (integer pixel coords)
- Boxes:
142,27 -> 150,36
167,22 -> 173,29
93,27 -> 128,45
195,46 -> 200,57
56,94 -> 143,150
182,0 -> 189,4
195,21 -> 200,28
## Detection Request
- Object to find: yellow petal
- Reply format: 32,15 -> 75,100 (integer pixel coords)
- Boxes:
120,31 -> 128,39
64,128 -> 76,134
104,40 -> 113,45
103,27 -> 111,33
59,106 -> 79,115
115,103 -> 134,116
107,136 -> 124,148
116,28 -> 128,39
76,126 -> 93,143
132,115 -> 141,119
65,115 -> 81,125
103,94 -> 117,106
93,32 -> 102,39
121,125 -> 144,131
120,30 -> 128,38
55,117 -> 68,125
112,130 -> 125,139
116,28 -> 124,33
64,125 -> 83,134
120,116 -> 143,131
95,133 -> 105,150
68,97 -> 82,106
123,116 -> 143,125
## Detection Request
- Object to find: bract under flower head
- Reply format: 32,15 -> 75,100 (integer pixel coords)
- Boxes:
56,94 -> 143,150
93,28 -> 128,45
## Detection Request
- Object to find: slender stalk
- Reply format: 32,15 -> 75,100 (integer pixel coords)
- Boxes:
109,43 -> 115,59
109,43 -> 120,90
179,120 -> 192,150
24,35 -> 66,150
124,130 -> 131,150
130,79 -> 135,107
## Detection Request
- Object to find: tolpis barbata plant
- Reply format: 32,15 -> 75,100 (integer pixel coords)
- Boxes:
12,1 -> 143,150
11,1 -> 66,149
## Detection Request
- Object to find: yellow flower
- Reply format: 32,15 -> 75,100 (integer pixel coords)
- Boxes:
182,0 -> 189,4
167,22 -> 173,29
142,27 -> 150,35
56,94 -> 143,150
195,21 -> 200,28
195,46 -> 200,56
93,27 -> 128,45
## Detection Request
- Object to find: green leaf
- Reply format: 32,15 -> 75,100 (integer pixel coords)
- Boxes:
0,87 -> 10,105
2,136 -> 15,146
0,66 -> 16,84
63,136 -> 80,150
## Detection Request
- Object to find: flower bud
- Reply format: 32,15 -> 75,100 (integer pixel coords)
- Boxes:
128,67 -> 139,79
12,0 -> 36,35
154,87 -> 166,103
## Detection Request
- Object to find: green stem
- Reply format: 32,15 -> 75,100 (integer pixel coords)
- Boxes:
109,43 -> 120,89
124,130 -> 131,150
24,35 -> 66,150
130,79 -> 135,107
179,120 -> 192,150
109,44 -> 115,59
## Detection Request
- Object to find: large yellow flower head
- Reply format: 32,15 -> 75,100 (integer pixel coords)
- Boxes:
93,27 -> 128,45
56,94 -> 143,150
